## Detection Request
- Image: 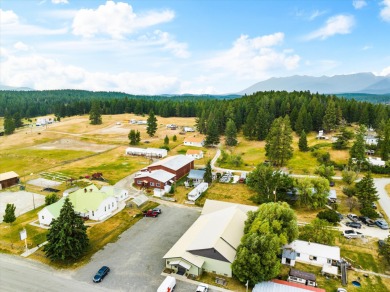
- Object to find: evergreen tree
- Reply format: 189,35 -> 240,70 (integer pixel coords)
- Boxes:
225,119 -> 238,146
195,110 -> 207,134
323,99 -> 337,131
204,160 -> 213,183
380,235 -> 390,264
89,101 -> 102,125
379,119 -> 390,161
128,130 -> 137,145
4,113 -> 15,135
350,125 -> 366,163
164,135 -> 169,145
3,203 -> 16,224
13,112 -> 23,128
44,197 -> 89,262
355,172 -> 379,209
205,114 -> 220,146
265,116 -> 293,166
172,134 -> 177,142
45,194 -> 58,206
135,130 -> 141,144
332,126 -> 352,150
256,107 -> 269,141
146,110 -> 157,137
243,109 -> 257,140
298,130 -> 309,152
295,105 -> 307,134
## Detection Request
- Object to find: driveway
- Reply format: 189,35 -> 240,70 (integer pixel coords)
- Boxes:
373,178 -> 390,220
0,191 -> 45,222
73,204 -> 200,292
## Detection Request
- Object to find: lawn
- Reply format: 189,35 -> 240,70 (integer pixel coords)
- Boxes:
172,145 -> 216,166
29,201 -> 159,269
0,148 -> 95,176
198,272 -> 246,292
50,146 -> 147,184
0,206 -> 47,254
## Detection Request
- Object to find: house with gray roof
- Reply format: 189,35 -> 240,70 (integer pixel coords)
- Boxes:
163,199 -> 257,277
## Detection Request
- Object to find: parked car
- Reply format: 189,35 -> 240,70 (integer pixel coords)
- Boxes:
376,219 -> 389,229
345,221 -> 362,229
152,208 -> 162,214
359,216 -> 375,226
93,266 -> 110,283
343,229 -> 362,239
196,283 -> 209,292
347,213 -> 359,222
142,210 -> 159,217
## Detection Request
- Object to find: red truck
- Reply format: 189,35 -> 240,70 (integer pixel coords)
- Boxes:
142,210 -> 159,217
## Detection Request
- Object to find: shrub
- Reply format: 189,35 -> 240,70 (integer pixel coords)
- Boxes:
317,209 -> 340,224
342,186 -> 356,197
159,145 -> 170,151
45,193 -> 58,206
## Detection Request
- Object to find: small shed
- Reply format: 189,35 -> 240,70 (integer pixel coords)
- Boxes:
131,194 -> 149,207
186,149 -> 204,160
188,182 -> 208,201
328,190 -> 337,202
288,268 -> 317,287
0,171 -> 20,190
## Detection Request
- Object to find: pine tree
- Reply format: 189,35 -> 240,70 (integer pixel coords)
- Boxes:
172,135 -> 177,142
4,113 -> 15,135
243,109 -> 257,140
205,114 -> 220,146
323,99 -> 337,132
146,110 -> 157,137
204,160 -> 213,183
128,130 -> 136,145
256,108 -> 269,141
355,172 -> 378,209
350,125 -> 366,163
89,101 -> 102,125
225,119 -> 238,146
295,106 -> 307,134
379,119 -> 390,161
265,116 -> 293,166
44,197 -> 89,262
164,135 -> 169,145
3,203 -> 16,224
298,130 -> 309,152
13,112 -> 23,128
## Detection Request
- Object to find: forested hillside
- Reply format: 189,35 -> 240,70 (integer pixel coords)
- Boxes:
0,90 -> 389,138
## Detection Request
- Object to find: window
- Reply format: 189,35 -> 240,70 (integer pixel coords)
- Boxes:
42,215 -> 44,219
112,202 -> 114,207
150,182 -> 154,186
92,211 -> 94,216
297,253 -> 300,257
309,255 -> 317,261
108,204 -> 110,210
327,259 -> 332,264
137,180 -> 141,184
156,183 -> 160,187
105,206 -> 106,211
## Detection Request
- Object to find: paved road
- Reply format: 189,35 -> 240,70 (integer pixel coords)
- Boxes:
0,253 -> 112,292
73,204 -> 200,292
373,178 -> 390,220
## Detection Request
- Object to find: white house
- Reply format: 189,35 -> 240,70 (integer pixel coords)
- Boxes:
367,157 -> 386,167
184,136 -> 205,147
184,127 -> 195,132
137,120 -> 147,125
364,135 -> 378,146
187,169 -> 206,186
38,184 -> 119,225
186,149 -> 204,160
316,130 -> 329,140
282,240 -> 340,273
100,186 -> 129,201
163,200 -> 257,277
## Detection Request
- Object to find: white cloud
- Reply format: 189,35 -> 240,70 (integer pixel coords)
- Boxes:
308,10 -> 327,21
139,30 -> 190,58
353,0 -> 367,9
0,9 -> 67,35
305,15 -> 355,40
0,53 -> 181,94
72,1 -> 174,39
379,66 -> 390,76
206,33 -> 300,80
380,0 -> 390,22
362,45 -> 372,50
13,42 -> 29,51
52,0 -> 69,4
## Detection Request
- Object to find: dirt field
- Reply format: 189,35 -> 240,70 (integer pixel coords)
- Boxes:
30,138 -> 115,153
0,191 -> 45,222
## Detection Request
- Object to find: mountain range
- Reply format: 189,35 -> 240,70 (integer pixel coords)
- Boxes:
239,73 -> 390,95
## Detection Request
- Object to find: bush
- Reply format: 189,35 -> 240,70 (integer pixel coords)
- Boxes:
342,186 -> 356,197
317,209 -> 340,224
360,207 -> 379,219
45,193 -> 58,206
159,145 -> 170,151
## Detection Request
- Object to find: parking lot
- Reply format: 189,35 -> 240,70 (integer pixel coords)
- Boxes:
339,217 -> 389,240
73,204 -> 200,291
0,191 -> 45,222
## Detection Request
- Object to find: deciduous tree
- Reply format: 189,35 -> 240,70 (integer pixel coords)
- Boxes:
44,197 -> 89,262
299,218 -> 335,245
45,194 -> 58,206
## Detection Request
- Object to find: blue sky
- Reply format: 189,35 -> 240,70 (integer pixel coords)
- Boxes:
1,0 -> 389,94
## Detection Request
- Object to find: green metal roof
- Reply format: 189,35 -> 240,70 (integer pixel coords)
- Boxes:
46,197 -> 65,218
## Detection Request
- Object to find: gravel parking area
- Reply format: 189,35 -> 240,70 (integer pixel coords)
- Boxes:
0,191 -> 45,222
340,219 -> 389,240
27,178 -> 62,188
73,205 -> 200,292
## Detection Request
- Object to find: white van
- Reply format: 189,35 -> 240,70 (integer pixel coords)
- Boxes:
157,276 -> 176,292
